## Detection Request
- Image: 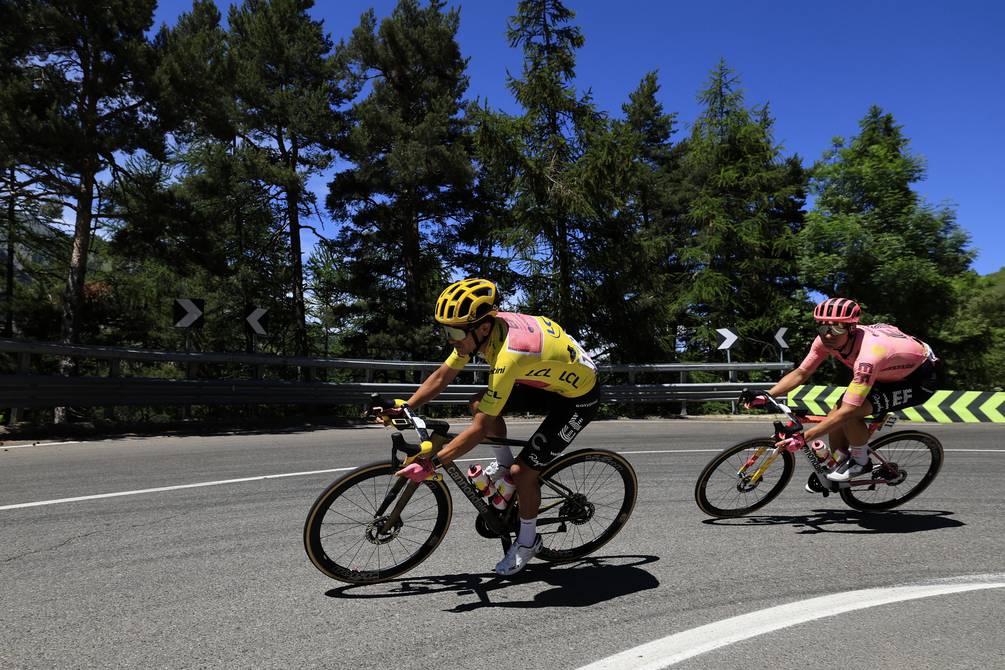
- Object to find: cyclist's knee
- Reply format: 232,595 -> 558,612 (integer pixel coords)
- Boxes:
511,459 -> 539,483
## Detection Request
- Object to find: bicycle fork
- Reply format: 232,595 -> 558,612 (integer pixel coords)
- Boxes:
738,446 -> 782,486
375,477 -> 415,533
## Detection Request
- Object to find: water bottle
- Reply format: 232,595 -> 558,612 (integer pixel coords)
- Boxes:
484,460 -> 503,482
491,473 -> 517,510
810,440 -> 830,462
467,464 -> 492,497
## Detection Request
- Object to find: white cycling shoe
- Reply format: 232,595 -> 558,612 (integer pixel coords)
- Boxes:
826,459 -> 873,482
495,534 -> 543,576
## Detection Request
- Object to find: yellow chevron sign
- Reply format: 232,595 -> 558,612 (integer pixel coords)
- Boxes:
788,386 -> 1005,423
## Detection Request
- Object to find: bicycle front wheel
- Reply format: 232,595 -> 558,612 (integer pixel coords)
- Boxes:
840,430 -> 944,511
695,438 -> 795,518
534,449 -> 638,563
303,461 -> 452,584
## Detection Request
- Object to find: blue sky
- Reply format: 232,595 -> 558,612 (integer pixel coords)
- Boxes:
154,0 -> 1005,275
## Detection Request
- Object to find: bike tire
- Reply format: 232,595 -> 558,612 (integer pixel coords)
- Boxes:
695,437 -> 795,518
534,449 -> 638,563
303,461 -> 452,584
839,430 -> 944,511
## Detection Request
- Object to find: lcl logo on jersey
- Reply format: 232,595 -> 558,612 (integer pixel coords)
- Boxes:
559,371 -> 581,388
526,368 -> 552,378
541,318 -> 560,338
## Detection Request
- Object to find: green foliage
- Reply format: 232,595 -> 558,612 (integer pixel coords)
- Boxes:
321,0 -> 475,359
932,268 -> 1005,389
227,0 -> 349,357
0,0 -> 165,356
575,72 -> 683,361
1,1 -> 999,408
474,0 -> 601,333
800,106 -> 974,340
674,60 -> 808,361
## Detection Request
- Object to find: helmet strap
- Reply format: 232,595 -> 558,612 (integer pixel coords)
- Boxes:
470,318 -> 493,354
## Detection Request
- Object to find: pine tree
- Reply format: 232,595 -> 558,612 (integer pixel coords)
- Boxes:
577,72 -> 683,361
801,105 -> 974,340
227,0 -> 349,357
676,60 -> 807,360
0,0 -> 164,357
477,0 -> 599,332
323,0 -> 475,359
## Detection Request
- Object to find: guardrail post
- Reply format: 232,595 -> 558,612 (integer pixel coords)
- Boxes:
183,359 -> 194,421
679,370 -> 688,417
8,351 -> 29,424
104,358 -> 120,421
729,366 -> 738,414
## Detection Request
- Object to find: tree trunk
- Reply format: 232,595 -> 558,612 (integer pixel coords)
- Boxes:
287,185 -> 309,360
5,166 -> 14,337
402,210 -> 421,325
55,169 -> 95,423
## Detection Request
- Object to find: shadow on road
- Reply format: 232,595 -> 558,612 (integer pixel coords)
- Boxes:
325,554 -> 660,611
702,509 -> 965,534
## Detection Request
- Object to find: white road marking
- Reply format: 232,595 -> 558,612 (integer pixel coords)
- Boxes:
1,447 -> 1001,511
576,575 -> 1005,670
0,467 -> 358,511
0,455 -> 492,511
2,441 -> 83,449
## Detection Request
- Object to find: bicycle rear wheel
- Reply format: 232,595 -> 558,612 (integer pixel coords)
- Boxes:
695,438 -> 795,518
840,430 -> 944,511
534,449 -> 638,562
303,461 -> 452,584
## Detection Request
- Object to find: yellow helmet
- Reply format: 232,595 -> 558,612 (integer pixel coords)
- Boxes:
434,278 -> 499,326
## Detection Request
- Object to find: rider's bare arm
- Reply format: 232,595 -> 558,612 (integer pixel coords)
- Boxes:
406,363 -> 460,409
765,367 -> 811,400
434,411 -> 495,465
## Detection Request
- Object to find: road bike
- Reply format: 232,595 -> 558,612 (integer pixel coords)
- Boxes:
304,396 -> 638,584
694,390 -> 943,518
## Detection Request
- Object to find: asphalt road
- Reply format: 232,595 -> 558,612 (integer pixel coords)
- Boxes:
2,419 -> 1003,669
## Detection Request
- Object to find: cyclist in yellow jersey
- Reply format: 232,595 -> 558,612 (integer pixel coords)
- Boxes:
390,278 -> 600,576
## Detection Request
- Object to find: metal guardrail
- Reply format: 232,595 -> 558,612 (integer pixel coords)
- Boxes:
0,337 -> 791,418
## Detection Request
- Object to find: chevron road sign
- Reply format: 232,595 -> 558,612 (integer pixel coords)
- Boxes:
173,299 -> 204,329
244,305 -> 269,336
715,327 -> 738,350
774,327 -> 789,349
788,385 -> 1005,423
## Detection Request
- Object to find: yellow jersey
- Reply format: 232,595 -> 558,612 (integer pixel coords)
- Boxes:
444,312 -> 597,416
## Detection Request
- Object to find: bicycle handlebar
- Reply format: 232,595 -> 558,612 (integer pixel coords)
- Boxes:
369,393 -> 434,458
738,388 -> 803,433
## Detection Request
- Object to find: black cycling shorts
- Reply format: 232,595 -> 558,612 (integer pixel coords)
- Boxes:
866,360 -> 939,414
482,384 -> 601,469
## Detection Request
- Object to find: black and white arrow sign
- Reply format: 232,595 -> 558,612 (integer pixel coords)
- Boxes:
173,298 -> 205,329
715,327 -> 738,350
774,327 -> 789,349
244,305 -> 269,336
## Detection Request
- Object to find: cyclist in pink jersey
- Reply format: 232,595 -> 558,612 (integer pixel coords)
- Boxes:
755,298 -> 938,484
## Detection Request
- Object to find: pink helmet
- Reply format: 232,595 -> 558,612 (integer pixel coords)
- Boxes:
813,297 -> 861,323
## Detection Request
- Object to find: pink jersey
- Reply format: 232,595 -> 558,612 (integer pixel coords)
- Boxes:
798,324 -> 933,407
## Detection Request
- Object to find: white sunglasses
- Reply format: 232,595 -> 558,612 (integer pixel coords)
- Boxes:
440,325 -> 471,341
816,323 -> 848,336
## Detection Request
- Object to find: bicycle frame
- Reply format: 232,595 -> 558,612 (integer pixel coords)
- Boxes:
741,395 -> 900,491
374,405 -> 526,550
